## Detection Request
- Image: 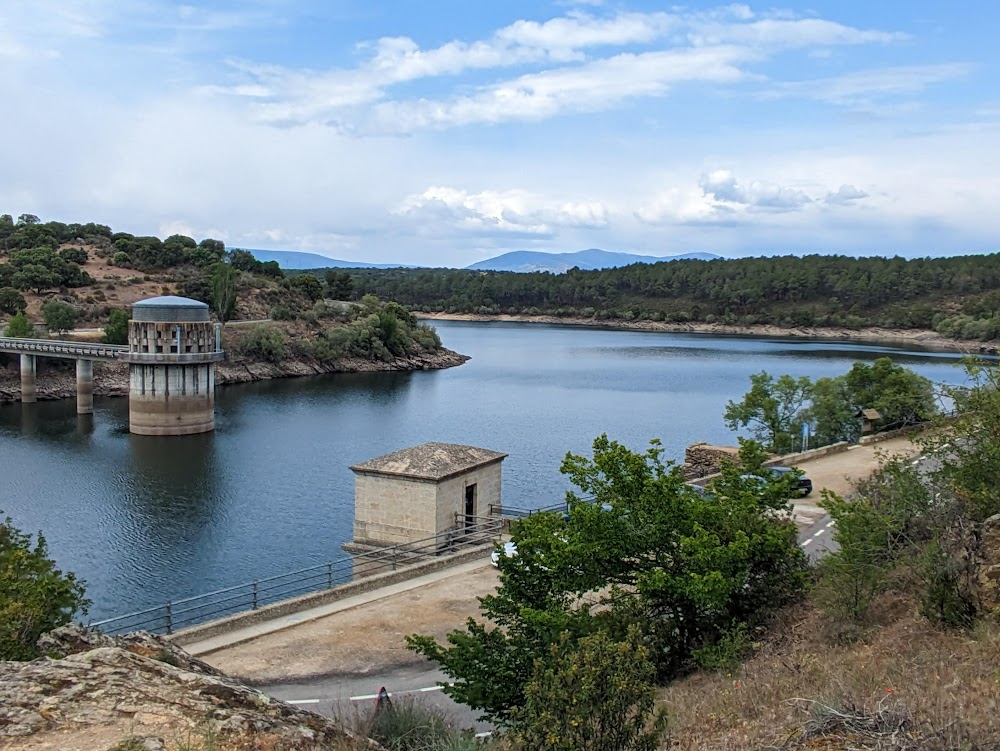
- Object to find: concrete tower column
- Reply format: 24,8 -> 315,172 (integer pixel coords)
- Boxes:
20,353 -> 36,403
76,359 -> 94,415
126,295 -> 224,436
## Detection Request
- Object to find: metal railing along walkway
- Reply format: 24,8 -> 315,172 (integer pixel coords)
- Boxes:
0,336 -> 128,361
89,514 -> 505,636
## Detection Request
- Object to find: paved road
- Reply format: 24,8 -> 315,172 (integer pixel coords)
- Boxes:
262,664 -> 492,735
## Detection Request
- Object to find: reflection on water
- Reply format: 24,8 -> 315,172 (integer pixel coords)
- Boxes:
0,322 -> 980,619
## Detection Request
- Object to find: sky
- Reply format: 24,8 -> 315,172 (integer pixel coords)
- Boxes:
1,1 -> 998,267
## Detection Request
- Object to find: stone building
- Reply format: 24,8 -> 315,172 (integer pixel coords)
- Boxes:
350,442 -> 507,548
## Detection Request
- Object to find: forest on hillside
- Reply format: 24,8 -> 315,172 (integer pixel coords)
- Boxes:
337,254 -> 1000,341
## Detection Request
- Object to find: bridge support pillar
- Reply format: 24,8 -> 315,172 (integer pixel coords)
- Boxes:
19,354 -> 36,403
76,359 -> 94,415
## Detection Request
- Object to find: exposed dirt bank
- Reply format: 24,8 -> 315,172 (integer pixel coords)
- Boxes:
418,312 -> 998,354
0,348 -> 469,404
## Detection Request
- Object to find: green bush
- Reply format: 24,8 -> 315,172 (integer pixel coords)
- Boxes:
0,286 -> 27,315
4,311 -> 33,337
508,627 -> 666,751
237,326 -> 285,363
1,513 -> 89,660
42,300 -> 77,334
58,247 -> 88,264
103,309 -> 129,345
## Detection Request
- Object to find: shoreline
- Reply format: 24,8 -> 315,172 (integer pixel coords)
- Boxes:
0,348 -> 469,404
417,312 -> 997,354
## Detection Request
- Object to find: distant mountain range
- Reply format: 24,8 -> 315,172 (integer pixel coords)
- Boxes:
246,249 -> 416,270
464,248 -> 721,273
247,247 -> 721,272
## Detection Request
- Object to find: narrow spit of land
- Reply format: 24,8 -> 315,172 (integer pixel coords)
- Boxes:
417,312 -> 996,354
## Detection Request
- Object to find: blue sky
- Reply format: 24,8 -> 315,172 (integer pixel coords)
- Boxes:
1,1 -> 997,267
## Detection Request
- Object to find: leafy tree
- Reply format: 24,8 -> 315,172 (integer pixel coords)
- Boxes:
4,311 -> 33,337
0,286 -> 27,315
408,436 -> 807,724
292,273 -> 324,302
198,238 -> 226,256
507,627 -> 666,751
802,375 -> 858,446
259,260 -> 283,278
103,309 -> 130,345
325,270 -> 354,300
926,358 -> 1000,523
16,213 -> 39,226
58,247 -> 88,264
210,263 -> 238,324
844,357 -> 936,429
42,300 -> 77,334
12,263 -> 61,294
0,512 -> 89,660
724,371 -> 811,453
228,249 -> 261,273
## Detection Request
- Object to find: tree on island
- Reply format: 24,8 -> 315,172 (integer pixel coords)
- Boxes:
1,512 -> 89,660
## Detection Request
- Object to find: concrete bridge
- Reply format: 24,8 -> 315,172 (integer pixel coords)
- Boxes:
0,337 -> 128,413
1,295 -> 225,434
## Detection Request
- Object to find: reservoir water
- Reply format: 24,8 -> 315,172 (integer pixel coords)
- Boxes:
0,321 -> 977,620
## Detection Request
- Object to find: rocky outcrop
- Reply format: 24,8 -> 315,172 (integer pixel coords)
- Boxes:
0,626 -> 373,750
680,442 -> 742,479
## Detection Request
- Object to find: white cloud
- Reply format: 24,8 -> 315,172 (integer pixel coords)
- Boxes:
222,5 -> 914,133
825,184 -> 870,204
770,64 -> 972,105
366,46 -> 748,132
699,170 -> 813,212
397,187 -> 608,238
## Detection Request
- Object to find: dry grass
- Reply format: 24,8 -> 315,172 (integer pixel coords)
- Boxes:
658,596 -> 1000,750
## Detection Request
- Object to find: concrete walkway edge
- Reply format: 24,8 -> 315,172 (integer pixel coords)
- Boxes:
182,558 -> 495,657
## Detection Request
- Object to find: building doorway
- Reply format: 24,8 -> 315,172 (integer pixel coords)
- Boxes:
464,484 -> 477,530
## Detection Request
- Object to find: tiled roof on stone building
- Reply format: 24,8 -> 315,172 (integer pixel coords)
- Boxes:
350,442 -> 507,482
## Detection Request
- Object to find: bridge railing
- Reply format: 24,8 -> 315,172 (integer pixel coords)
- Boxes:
489,501 -> 567,518
0,336 -> 128,360
88,515 -> 505,636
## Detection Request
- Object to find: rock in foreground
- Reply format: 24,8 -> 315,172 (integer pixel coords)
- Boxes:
0,626 -> 372,751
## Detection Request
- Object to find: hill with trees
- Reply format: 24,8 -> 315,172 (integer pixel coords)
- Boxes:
336,253 -> 1000,342
0,214 -> 462,400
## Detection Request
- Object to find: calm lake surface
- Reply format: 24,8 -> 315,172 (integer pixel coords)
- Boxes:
0,321 -> 977,619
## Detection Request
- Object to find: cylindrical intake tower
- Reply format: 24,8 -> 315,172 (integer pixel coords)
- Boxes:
126,296 -> 225,436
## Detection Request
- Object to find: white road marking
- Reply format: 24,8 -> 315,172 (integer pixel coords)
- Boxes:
911,458 -> 921,466
826,521 -> 834,528
802,538 -> 813,546
812,529 -> 824,537
350,685 -> 448,702
286,699 -> 320,705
